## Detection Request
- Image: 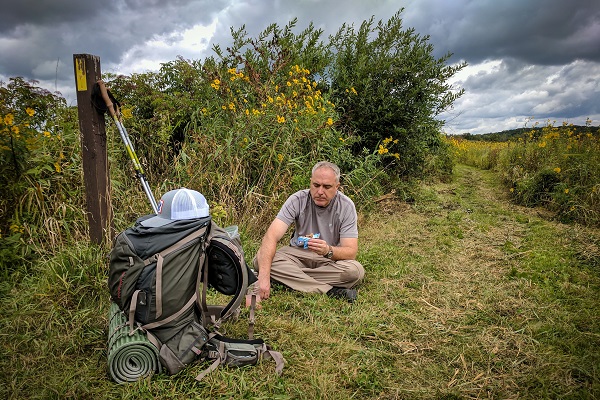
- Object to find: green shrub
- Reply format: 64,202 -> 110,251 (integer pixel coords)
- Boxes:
328,10 -> 465,178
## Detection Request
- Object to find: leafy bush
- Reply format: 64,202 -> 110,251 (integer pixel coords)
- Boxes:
328,10 -> 465,177
102,13 -> 465,231
1,78 -> 85,272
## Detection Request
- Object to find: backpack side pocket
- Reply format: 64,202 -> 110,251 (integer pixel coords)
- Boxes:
158,321 -> 209,375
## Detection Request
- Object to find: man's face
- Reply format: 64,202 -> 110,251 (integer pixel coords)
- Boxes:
310,167 -> 340,207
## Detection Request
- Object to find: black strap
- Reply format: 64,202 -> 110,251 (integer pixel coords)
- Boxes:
91,82 -> 120,114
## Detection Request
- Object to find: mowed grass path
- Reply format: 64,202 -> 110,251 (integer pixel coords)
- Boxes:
1,164 -> 598,399
352,164 -> 600,399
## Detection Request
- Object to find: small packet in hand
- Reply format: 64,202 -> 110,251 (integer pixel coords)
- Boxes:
297,233 -> 320,248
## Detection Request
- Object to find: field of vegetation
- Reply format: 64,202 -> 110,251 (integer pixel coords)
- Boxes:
1,9 -> 599,399
447,121 -> 600,227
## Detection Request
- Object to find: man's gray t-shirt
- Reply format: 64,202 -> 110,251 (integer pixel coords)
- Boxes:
276,189 -> 358,247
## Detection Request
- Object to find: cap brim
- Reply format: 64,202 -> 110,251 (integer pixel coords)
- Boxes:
139,215 -> 176,228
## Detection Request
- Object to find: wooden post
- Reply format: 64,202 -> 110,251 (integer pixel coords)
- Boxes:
73,54 -> 112,244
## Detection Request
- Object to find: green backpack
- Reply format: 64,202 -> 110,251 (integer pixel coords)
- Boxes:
107,215 -> 284,380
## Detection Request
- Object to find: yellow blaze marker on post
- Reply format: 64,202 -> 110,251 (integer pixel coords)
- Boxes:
75,58 -> 87,91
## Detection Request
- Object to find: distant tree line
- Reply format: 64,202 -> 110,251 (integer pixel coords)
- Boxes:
454,124 -> 600,142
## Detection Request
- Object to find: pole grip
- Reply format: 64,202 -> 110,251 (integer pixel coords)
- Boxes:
96,79 -> 117,118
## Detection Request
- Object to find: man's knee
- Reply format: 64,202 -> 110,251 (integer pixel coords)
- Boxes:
339,261 -> 365,284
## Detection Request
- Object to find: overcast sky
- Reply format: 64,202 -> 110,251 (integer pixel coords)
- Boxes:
1,0 -> 599,134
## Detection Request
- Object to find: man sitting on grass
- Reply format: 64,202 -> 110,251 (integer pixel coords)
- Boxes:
252,161 -> 365,303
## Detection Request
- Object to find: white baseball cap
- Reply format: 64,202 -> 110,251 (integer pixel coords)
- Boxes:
140,188 -> 210,227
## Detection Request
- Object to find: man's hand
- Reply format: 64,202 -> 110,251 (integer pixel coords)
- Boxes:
257,273 -> 271,300
307,238 -> 329,256
245,291 -> 262,309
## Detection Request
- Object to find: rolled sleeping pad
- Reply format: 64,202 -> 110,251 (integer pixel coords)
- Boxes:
107,302 -> 161,383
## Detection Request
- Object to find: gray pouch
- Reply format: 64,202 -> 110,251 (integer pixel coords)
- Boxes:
159,321 -> 209,375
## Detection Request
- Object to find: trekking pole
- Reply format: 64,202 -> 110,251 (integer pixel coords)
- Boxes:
96,80 -> 159,214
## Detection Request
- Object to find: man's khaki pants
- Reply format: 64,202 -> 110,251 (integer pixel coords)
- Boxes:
253,245 -> 365,294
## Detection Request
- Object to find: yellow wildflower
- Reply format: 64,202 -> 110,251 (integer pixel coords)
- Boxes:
564,189 -> 569,194
326,118 -> 333,126
553,167 -> 561,173
121,107 -> 133,119
377,145 -> 388,155
9,223 -> 25,234
43,131 -> 51,137
277,115 -> 285,124
277,154 -> 284,162
26,108 -> 35,116
11,126 -> 19,134
4,113 -> 14,126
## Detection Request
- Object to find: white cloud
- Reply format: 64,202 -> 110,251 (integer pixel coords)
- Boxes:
440,58 -> 600,134
110,20 -> 218,76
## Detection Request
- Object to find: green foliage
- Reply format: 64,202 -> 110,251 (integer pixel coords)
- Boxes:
102,18 -> 398,231
101,11 -> 464,231
327,9 -> 466,177
1,78 -> 86,273
448,120 -> 600,226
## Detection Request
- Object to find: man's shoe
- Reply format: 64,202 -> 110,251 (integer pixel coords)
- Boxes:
326,287 -> 357,303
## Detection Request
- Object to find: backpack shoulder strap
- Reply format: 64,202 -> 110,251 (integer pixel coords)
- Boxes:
197,222 -> 250,328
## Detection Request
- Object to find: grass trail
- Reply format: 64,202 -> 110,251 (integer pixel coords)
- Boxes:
1,164 -> 598,399
357,163 -> 599,398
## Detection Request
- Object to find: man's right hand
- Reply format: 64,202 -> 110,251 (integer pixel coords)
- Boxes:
257,273 -> 271,300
